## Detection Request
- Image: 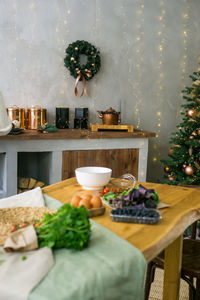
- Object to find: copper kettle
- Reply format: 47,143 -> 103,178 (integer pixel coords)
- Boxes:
97,107 -> 120,125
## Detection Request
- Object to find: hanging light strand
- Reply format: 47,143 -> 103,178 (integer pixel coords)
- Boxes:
176,0 -> 190,123
133,1 -> 144,129
153,0 -> 166,163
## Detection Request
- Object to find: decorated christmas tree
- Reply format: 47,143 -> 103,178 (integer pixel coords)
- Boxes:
161,59 -> 200,185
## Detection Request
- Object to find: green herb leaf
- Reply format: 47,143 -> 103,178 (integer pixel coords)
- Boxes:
22,256 -> 27,261
36,203 -> 91,251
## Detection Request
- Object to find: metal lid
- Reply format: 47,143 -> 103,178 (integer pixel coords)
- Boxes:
7,106 -> 25,111
101,107 -> 119,114
27,106 -> 46,111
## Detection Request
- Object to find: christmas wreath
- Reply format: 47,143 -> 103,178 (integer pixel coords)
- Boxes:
64,40 -> 101,96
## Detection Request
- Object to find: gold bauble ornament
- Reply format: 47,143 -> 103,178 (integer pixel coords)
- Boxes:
75,47 -> 78,51
187,109 -> 196,117
164,166 -> 170,173
185,166 -> 194,175
169,148 -> 174,154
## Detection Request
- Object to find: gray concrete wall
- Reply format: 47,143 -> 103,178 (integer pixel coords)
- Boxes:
0,0 -> 200,182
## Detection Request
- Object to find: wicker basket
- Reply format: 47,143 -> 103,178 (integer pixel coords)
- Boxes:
0,207 -> 56,246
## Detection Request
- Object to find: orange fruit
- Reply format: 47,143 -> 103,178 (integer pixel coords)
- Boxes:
90,196 -> 102,208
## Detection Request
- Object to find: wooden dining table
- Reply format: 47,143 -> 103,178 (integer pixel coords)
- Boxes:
43,178 -> 200,300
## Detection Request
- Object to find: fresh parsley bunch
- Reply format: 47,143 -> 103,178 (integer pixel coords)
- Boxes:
35,204 -> 91,250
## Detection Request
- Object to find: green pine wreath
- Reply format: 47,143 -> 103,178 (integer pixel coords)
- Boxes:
64,40 -> 101,81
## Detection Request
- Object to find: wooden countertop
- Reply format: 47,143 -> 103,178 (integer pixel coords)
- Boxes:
0,128 -> 156,140
43,178 -> 200,262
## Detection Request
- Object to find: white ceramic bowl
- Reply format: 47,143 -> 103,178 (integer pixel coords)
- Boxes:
75,166 -> 112,190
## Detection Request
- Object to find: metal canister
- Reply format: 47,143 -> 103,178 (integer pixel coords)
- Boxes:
27,106 -> 47,129
7,106 -> 25,128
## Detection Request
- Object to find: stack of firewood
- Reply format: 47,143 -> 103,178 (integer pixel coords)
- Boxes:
17,177 -> 46,194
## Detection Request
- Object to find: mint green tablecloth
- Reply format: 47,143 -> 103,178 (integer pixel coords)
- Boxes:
29,194 -> 147,300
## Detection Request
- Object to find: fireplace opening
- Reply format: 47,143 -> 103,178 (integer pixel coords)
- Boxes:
17,152 -> 52,193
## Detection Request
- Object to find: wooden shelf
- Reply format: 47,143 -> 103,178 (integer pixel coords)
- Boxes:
0,129 -> 156,140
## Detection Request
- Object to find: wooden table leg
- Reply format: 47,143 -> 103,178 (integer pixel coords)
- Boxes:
162,235 -> 183,300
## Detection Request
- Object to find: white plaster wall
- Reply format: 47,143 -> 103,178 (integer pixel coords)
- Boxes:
0,0 -> 200,182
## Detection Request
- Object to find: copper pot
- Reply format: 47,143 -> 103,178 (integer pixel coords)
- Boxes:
97,107 -> 120,125
27,106 -> 47,129
7,106 -> 25,128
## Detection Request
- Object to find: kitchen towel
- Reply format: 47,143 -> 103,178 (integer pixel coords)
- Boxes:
0,187 -> 45,208
0,246 -> 54,300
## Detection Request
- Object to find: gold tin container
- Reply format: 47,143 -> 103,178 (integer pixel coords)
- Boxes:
27,106 -> 47,130
7,106 -> 25,128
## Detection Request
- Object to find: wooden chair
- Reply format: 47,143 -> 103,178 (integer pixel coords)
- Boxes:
145,221 -> 200,300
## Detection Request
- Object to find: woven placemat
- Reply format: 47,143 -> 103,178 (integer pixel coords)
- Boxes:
0,207 -> 56,246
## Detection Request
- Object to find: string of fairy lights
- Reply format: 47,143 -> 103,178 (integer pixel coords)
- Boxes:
132,2 -> 145,130
59,8 -> 71,96
152,0 -> 166,164
176,0 -> 190,124
13,3 -> 18,75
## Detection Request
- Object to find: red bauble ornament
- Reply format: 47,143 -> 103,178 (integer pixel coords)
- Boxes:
189,135 -> 195,140
184,166 -> 194,175
187,109 -> 196,118
197,129 -> 200,136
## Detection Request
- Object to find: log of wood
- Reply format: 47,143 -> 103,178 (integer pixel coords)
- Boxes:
17,177 -> 45,193
34,181 -> 45,188
18,177 -> 30,189
28,178 -> 37,189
